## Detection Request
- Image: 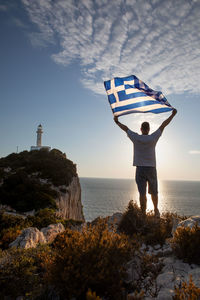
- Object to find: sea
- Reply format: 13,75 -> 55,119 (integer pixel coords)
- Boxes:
80,178 -> 200,222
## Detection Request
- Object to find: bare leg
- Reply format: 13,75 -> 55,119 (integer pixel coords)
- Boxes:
151,194 -> 160,217
139,194 -> 147,215
151,194 -> 158,211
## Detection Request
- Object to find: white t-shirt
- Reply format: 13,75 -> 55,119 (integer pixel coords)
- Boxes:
127,128 -> 162,167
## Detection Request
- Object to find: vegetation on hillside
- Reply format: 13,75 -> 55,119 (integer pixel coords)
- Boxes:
171,223 -> 200,264
0,219 -> 136,300
0,149 -> 77,212
173,275 -> 200,299
0,198 -> 199,299
0,209 -> 83,249
118,200 -> 176,245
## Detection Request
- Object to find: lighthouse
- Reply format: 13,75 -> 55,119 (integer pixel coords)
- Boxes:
36,124 -> 43,147
30,124 -> 51,151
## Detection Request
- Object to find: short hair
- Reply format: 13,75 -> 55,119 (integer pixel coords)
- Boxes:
141,122 -> 150,131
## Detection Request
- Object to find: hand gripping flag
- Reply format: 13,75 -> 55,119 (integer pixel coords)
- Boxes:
104,75 -> 173,117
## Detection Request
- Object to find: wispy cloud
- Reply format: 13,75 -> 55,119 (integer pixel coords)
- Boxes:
22,0 -> 200,95
0,4 -> 8,11
189,150 -> 200,155
12,17 -> 27,29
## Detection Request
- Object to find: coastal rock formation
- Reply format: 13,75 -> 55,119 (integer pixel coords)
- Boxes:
172,215 -> 200,236
55,177 -> 84,221
9,227 -> 46,249
126,242 -> 200,299
156,255 -> 200,299
0,149 -> 84,221
10,223 -> 65,248
41,223 -> 65,243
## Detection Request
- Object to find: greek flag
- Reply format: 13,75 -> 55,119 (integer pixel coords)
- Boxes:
104,75 -> 173,117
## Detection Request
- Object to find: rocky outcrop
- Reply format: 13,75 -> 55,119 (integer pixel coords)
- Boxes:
0,149 -> 85,222
41,223 -> 65,243
9,227 -> 46,249
126,242 -> 200,299
9,223 -> 65,249
156,254 -> 200,299
55,177 -> 84,221
172,215 -> 200,236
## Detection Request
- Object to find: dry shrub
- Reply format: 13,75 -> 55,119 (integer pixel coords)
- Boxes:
86,289 -> 102,300
118,201 -> 144,236
171,224 -> 200,264
48,219 -> 136,300
118,201 -> 174,245
0,245 -> 53,299
173,275 -> 200,299
143,212 -> 174,245
0,226 -> 22,249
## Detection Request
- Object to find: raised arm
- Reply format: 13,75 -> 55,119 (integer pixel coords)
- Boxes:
114,116 -> 129,133
159,109 -> 177,133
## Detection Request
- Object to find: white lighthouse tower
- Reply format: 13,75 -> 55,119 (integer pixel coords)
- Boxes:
36,124 -> 43,147
30,124 -> 51,151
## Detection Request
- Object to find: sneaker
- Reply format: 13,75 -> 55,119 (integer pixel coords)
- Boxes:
154,209 -> 160,218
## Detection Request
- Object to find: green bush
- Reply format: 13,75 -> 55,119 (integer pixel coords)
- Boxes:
0,245 -> 53,299
0,148 -> 77,187
0,171 -> 58,212
48,219 -> 136,300
0,212 -> 29,249
0,148 -> 77,212
118,201 -> 174,245
28,208 -> 61,229
0,211 -> 29,231
171,224 -> 200,264
173,275 -> 200,299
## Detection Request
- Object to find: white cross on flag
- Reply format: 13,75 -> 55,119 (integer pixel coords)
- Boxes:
104,75 -> 173,117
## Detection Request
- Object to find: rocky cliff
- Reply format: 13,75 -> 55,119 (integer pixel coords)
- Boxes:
55,176 -> 84,220
0,149 -> 84,221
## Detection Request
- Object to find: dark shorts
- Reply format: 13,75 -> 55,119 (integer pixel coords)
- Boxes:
135,166 -> 158,195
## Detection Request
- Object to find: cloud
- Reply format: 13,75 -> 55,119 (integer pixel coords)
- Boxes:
12,17 -> 27,28
0,5 -> 8,11
22,0 -> 200,95
189,150 -> 200,155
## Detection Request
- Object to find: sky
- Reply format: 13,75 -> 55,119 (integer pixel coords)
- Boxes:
0,0 -> 200,181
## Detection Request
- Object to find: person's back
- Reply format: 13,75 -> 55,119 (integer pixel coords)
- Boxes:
113,109 -> 177,217
127,128 -> 162,167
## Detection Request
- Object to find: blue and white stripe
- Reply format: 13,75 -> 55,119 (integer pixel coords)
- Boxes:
104,75 -> 173,117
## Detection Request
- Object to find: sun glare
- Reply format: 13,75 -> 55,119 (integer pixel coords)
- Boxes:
132,180 -> 164,213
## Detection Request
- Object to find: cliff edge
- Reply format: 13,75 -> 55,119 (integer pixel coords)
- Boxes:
0,149 -> 84,221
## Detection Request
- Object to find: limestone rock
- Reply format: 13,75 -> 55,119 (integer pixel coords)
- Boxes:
55,177 -> 84,221
10,223 -> 65,248
172,216 -> 200,236
156,288 -> 174,300
41,223 -> 65,243
9,227 -> 46,249
156,271 -> 175,289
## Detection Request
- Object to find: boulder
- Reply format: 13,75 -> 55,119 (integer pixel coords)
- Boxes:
156,271 -> 175,289
41,223 -> 65,243
9,227 -> 46,249
156,288 -> 174,300
10,223 -> 65,248
172,216 -> 200,236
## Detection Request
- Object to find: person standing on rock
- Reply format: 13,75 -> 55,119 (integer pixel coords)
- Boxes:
114,109 -> 177,217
